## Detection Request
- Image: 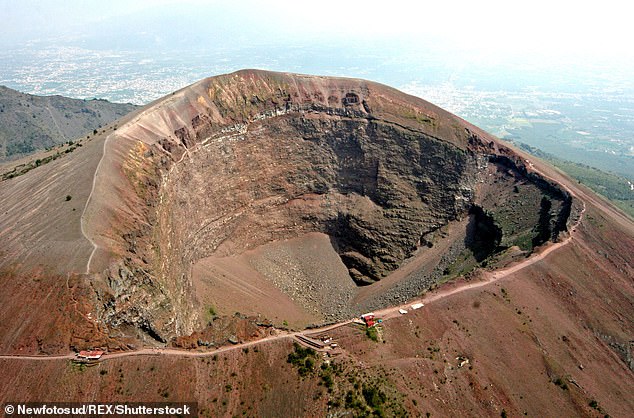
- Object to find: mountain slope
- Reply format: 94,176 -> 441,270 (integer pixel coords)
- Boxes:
0,85 -> 137,161
0,70 -> 631,417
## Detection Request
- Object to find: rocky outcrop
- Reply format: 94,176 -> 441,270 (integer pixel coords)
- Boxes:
92,261 -> 175,344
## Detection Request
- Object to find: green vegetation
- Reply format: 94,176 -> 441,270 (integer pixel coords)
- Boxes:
287,348 -> 408,416
320,367 -> 334,389
206,305 -> 217,324
2,151 -> 61,180
403,109 -> 434,125
588,399 -> 610,416
287,342 -> 317,377
512,232 -> 535,251
442,249 -> 479,280
366,326 -> 379,342
344,386 -> 388,416
1,140 -> 84,181
68,360 -> 87,372
511,140 -> 634,219
552,159 -> 633,218
287,343 -> 404,415
326,366 -> 406,417
6,140 -> 36,155
361,385 -> 388,414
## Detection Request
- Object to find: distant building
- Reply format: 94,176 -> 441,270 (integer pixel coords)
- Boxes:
361,313 -> 376,327
77,350 -> 104,360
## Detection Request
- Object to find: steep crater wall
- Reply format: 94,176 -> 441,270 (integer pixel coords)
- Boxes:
157,114 -> 481,289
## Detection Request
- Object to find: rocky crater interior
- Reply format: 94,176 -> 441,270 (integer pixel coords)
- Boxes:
87,70 -> 573,344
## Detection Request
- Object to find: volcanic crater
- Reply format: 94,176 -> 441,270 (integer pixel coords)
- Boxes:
74,70 -> 574,343
0,70 -> 576,348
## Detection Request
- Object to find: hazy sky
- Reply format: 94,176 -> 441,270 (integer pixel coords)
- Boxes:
1,0 -> 632,178
2,0 -> 632,64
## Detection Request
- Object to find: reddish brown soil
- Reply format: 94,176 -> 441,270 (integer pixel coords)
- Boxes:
193,252 -> 319,328
1,182 -> 631,417
193,232 -> 356,328
0,339 -> 326,417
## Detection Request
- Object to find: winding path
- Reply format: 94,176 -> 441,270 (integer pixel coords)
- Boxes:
78,91 -> 222,275
80,132 -> 113,275
0,201 -> 584,362
3,152 -> 587,362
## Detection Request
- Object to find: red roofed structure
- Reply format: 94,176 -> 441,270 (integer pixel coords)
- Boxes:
361,313 -> 376,327
77,350 -> 104,360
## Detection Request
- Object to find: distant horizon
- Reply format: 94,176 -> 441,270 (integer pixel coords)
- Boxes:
1,0 -> 633,179
2,0 -> 634,65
